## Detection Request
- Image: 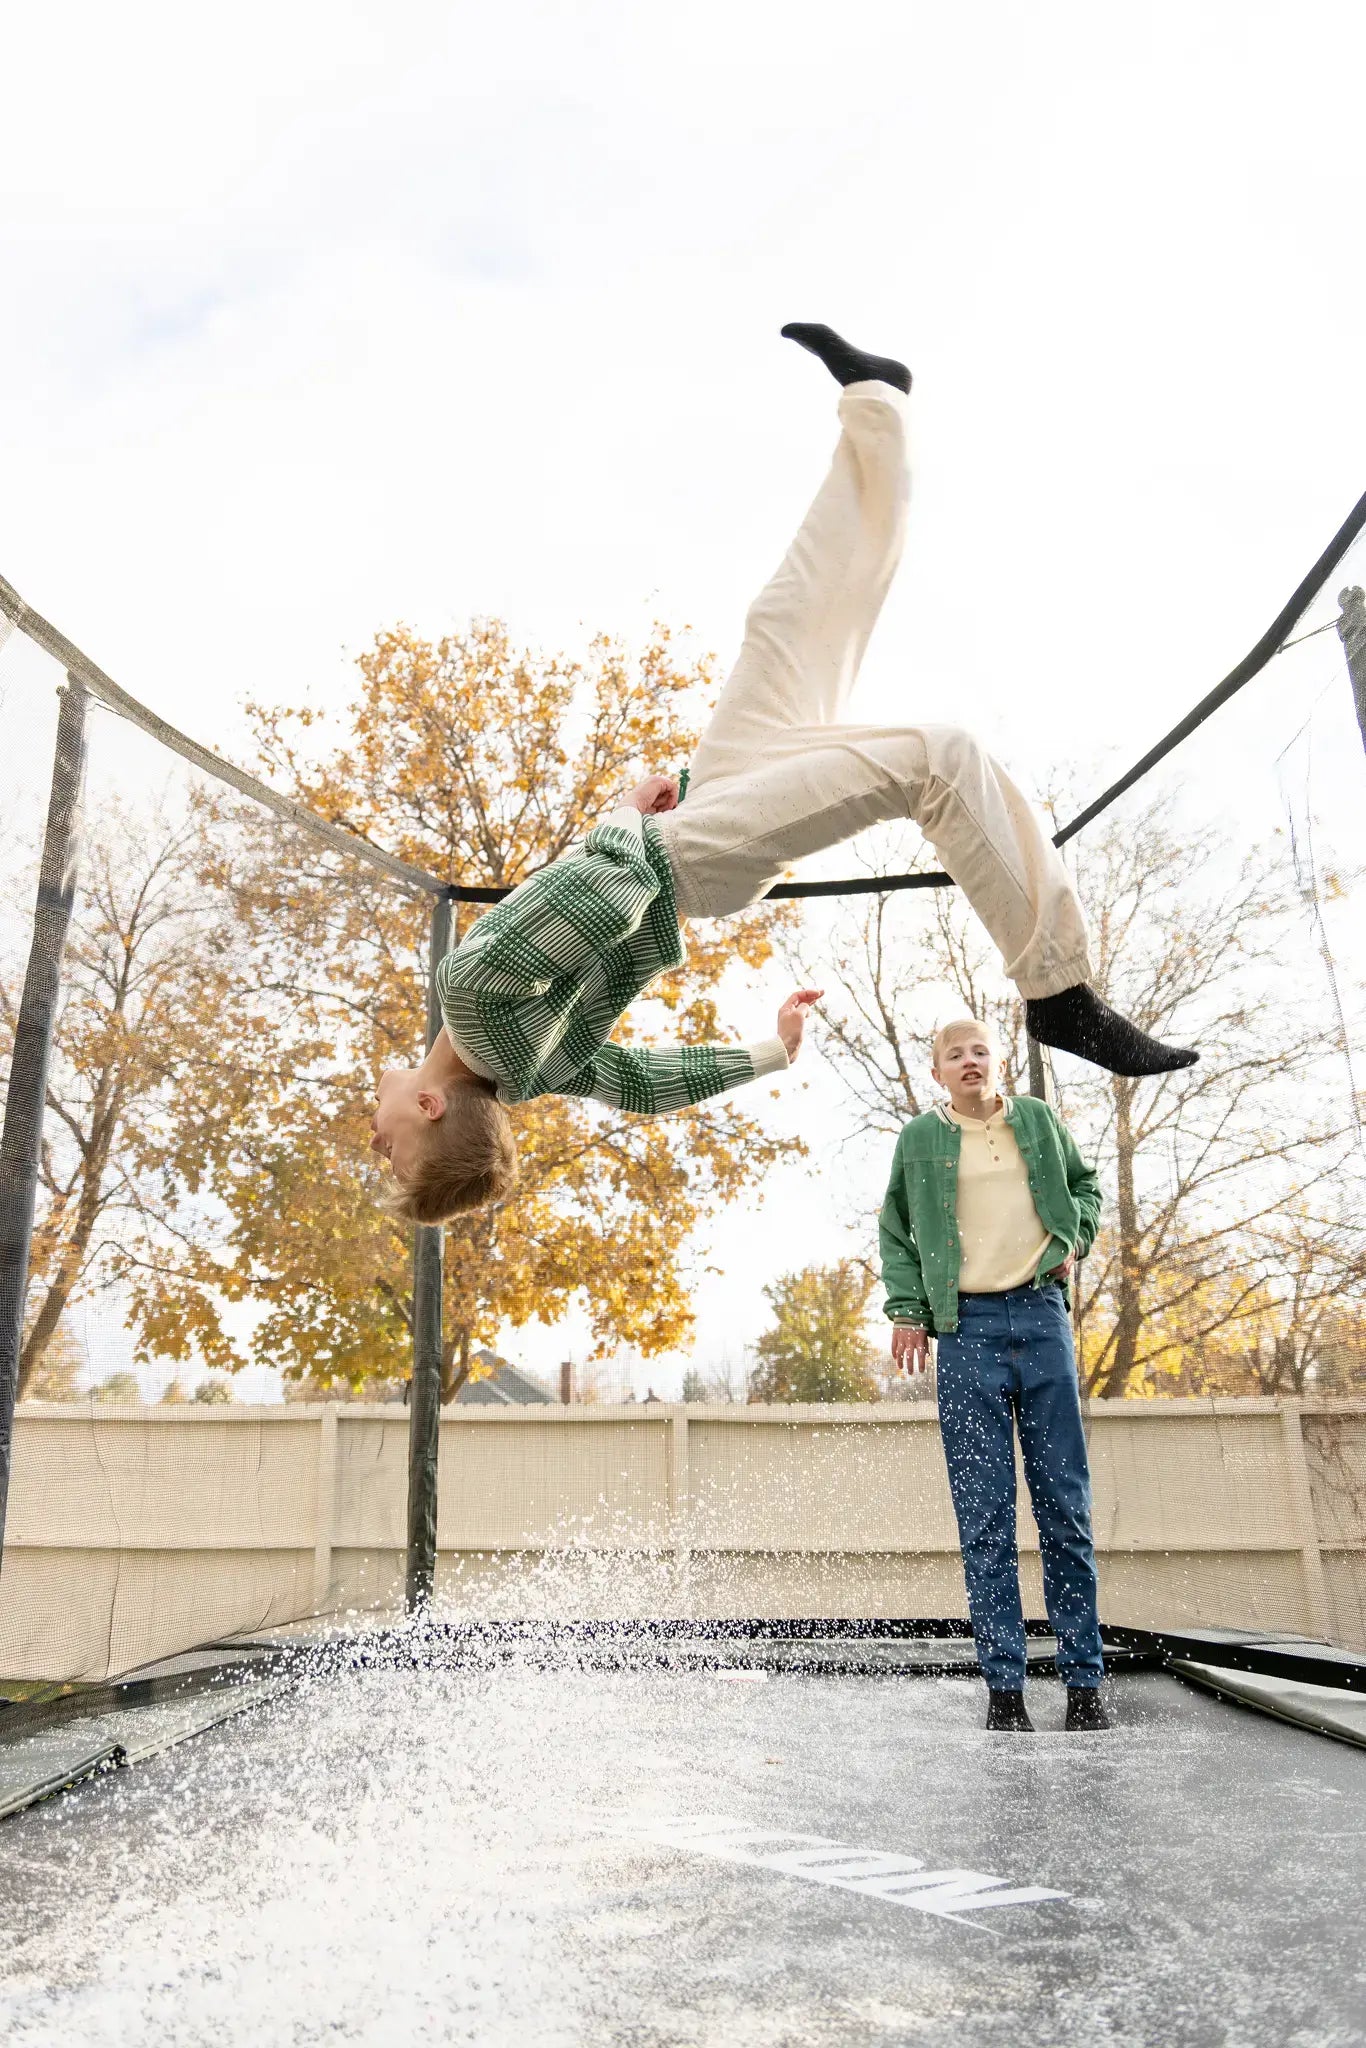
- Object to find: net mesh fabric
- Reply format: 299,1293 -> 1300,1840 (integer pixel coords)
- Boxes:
0,619 -> 434,1680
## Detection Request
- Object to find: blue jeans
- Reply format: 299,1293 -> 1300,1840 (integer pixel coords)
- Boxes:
936,1283 -> 1104,1690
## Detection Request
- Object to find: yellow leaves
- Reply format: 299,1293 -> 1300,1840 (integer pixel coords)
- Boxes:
259,617 -> 725,893
86,613 -> 808,1392
9,601 -> 820,1399
750,1261 -> 882,1403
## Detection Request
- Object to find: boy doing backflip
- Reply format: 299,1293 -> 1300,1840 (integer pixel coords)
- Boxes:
372,325 -> 1195,1223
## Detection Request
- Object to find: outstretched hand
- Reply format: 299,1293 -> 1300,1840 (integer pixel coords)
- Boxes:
777,987 -> 823,1061
628,775 -> 680,815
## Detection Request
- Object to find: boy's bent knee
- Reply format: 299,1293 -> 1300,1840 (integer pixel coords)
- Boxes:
922,724 -> 987,782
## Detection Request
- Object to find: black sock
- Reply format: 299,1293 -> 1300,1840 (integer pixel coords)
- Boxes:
781,322 -> 911,394
1025,986 -> 1198,1079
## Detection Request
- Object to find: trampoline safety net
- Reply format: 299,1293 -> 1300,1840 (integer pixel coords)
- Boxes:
1,536 -> 1366,1688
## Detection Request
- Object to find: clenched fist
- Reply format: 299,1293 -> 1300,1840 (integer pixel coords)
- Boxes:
627,775 -> 680,815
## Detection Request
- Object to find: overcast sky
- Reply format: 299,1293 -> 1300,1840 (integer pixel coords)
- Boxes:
3,2 -> 1365,1394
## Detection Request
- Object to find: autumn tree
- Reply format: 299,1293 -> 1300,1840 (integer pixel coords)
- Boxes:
130,619 -> 799,1399
1063,798 -> 1361,1396
18,1321 -> 82,1401
1,804 -> 231,1397
1164,1199 -> 1366,1396
749,1260 -> 881,1403
796,796 -> 1365,1398
192,1376 -> 234,1404
90,1370 -> 142,1404
282,1370 -> 407,1404
785,825 -> 1030,1141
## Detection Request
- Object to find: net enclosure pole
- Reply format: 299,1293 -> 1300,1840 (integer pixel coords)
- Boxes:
1025,1035 -> 1057,1106
406,892 -> 454,1613
0,676 -> 88,1559
1024,1033 -> 1078,1339
1338,587 -> 1366,758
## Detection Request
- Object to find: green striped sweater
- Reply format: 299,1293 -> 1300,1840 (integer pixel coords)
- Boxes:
436,807 -> 789,1113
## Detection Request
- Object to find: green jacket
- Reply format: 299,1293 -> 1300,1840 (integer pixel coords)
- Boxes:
878,1095 -> 1102,1335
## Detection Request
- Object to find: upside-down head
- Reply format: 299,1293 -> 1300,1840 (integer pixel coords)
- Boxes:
372,1067 -> 519,1224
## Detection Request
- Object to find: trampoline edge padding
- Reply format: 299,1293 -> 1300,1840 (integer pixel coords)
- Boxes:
0,1677 -> 285,1823
0,1742 -> 124,1821
1169,1658 -> 1366,1751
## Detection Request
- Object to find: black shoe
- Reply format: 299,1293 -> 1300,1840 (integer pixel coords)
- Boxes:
1025,985 -> 1198,1078
985,1688 -> 1034,1732
1065,1686 -> 1111,1732
780,322 -> 912,394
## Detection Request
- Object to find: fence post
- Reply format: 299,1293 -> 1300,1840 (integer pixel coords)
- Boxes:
405,892 -> 454,1613
666,1406 -> 691,1600
313,1403 -> 339,1614
1279,1403 -> 1331,1641
0,677 -> 88,1562
1338,586 -> 1366,758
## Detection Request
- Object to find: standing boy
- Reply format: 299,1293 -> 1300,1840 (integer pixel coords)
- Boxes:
373,325 -> 1194,1225
880,1018 -> 1109,1731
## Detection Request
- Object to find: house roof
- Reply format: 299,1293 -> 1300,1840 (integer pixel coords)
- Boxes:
453,1351 -> 554,1406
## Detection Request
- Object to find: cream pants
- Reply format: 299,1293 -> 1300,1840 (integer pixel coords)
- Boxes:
654,381 -> 1092,999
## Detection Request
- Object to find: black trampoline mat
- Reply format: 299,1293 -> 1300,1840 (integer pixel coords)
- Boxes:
1,1662 -> 1363,2047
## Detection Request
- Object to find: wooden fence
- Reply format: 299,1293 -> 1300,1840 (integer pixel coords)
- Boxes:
1,1397 -> 1362,1681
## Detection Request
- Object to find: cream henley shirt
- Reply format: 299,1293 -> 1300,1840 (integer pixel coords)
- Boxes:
944,1100 -> 1053,1295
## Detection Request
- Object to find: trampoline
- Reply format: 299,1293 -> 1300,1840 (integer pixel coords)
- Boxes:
2,406 -> 1366,2048
1,1622 -> 1364,2046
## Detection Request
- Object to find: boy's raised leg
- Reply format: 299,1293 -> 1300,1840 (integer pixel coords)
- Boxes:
685,329 -> 910,794
780,322 -> 912,394
1023,985 -> 1197,1077
659,328 -> 1198,1078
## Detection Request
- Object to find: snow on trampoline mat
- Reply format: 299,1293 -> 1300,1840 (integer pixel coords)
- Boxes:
0,1660 -> 1361,2046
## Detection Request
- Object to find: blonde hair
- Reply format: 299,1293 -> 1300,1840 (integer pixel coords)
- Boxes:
931,1016 -> 995,1068
381,1083 -> 519,1225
